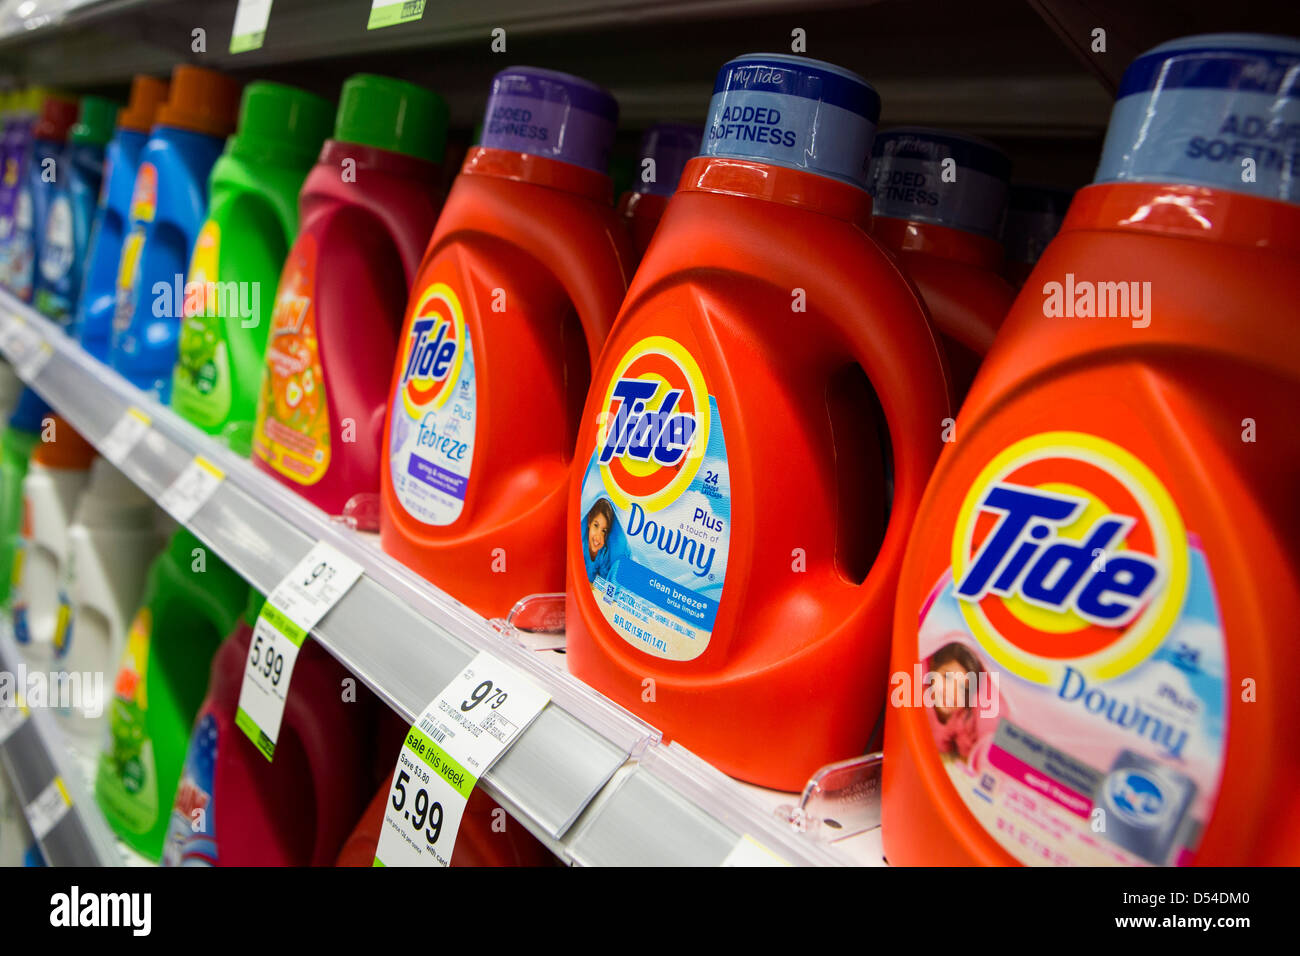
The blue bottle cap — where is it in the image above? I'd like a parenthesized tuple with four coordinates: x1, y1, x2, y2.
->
(701, 54, 880, 189)
(480, 66, 619, 174)
(1095, 33, 1300, 203)
(634, 123, 703, 196)
(868, 127, 1012, 237)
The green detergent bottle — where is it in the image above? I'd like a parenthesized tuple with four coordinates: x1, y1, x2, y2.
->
(96, 527, 249, 861)
(170, 82, 333, 456)
(0, 392, 48, 606)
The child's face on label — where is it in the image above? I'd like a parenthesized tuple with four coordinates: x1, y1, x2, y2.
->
(934, 660, 972, 721)
(589, 513, 609, 556)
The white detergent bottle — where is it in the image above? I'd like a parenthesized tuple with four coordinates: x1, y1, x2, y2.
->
(11, 415, 96, 671)
(55, 456, 166, 767)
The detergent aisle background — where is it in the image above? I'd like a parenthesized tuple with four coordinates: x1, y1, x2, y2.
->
(73, 75, 169, 361)
(884, 33, 1300, 867)
(380, 66, 632, 619)
(565, 53, 951, 792)
(252, 74, 446, 528)
(171, 82, 332, 455)
(110, 66, 239, 400)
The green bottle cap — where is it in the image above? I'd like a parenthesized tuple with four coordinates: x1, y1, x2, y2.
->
(333, 74, 447, 163)
(69, 95, 119, 146)
(229, 81, 334, 166)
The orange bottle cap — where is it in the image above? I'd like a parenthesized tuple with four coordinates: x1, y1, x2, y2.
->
(32, 416, 97, 470)
(154, 66, 240, 139)
(118, 75, 170, 134)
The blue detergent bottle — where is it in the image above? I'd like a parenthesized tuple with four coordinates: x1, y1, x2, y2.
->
(6, 93, 78, 304)
(72, 76, 169, 361)
(33, 96, 118, 325)
(110, 66, 239, 399)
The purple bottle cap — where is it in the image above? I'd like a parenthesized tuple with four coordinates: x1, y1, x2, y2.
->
(480, 66, 619, 175)
(634, 123, 704, 196)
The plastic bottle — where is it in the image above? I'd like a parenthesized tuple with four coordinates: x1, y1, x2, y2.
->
(54, 457, 165, 770)
(253, 74, 446, 529)
(171, 82, 333, 456)
(883, 34, 1300, 866)
(96, 527, 248, 861)
(6, 92, 78, 303)
(110, 66, 240, 400)
(565, 54, 952, 791)
(162, 589, 376, 866)
(32, 96, 117, 324)
(72, 75, 169, 362)
(617, 123, 702, 264)
(0, 390, 48, 606)
(869, 127, 1017, 403)
(380, 67, 630, 618)
(1001, 183, 1074, 288)
(10, 415, 96, 672)
(0, 88, 43, 291)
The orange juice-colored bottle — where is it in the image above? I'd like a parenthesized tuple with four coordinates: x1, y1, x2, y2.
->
(566, 54, 952, 791)
(868, 127, 1017, 403)
(884, 33, 1300, 866)
(380, 67, 631, 618)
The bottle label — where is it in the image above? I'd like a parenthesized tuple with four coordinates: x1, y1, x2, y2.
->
(868, 132, 1010, 237)
(98, 606, 158, 835)
(112, 163, 158, 337)
(9, 187, 35, 300)
(914, 431, 1226, 866)
(162, 711, 218, 867)
(387, 272, 477, 526)
(253, 234, 331, 486)
(578, 335, 731, 662)
(173, 221, 232, 429)
(1096, 42, 1300, 200)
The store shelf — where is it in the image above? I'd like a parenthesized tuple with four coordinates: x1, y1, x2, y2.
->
(0, 623, 121, 866)
(0, 290, 865, 866)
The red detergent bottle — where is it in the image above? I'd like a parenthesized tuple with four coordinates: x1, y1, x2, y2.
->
(617, 123, 702, 265)
(883, 33, 1300, 866)
(380, 67, 631, 619)
(252, 75, 446, 528)
(869, 127, 1017, 403)
(566, 54, 952, 791)
(161, 590, 375, 866)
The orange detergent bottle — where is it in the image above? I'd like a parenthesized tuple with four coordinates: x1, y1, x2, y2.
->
(616, 123, 702, 265)
(883, 33, 1300, 866)
(566, 54, 952, 791)
(380, 67, 630, 618)
(252, 75, 446, 528)
(868, 128, 1017, 403)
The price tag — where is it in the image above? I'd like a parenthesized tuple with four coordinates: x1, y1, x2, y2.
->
(0, 695, 29, 746)
(374, 651, 550, 867)
(721, 834, 790, 867)
(235, 542, 363, 760)
(368, 0, 426, 30)
(25, 776, 72, 841)
(156, 455, 224, 524)
(230, 0, 272, 53)
(99, 408, 151, 465)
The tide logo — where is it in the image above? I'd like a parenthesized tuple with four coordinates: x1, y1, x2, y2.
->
(951, 432, 1188, 685)
(596, 336, 709, 512)
(399, 282, 466, 418)
(129, 163, 157, 223)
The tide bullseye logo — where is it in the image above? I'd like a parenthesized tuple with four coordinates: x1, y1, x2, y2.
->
(596, 336, 709, 512)
(950, 432, 1188, 686)
(399, 282, 465, 418)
